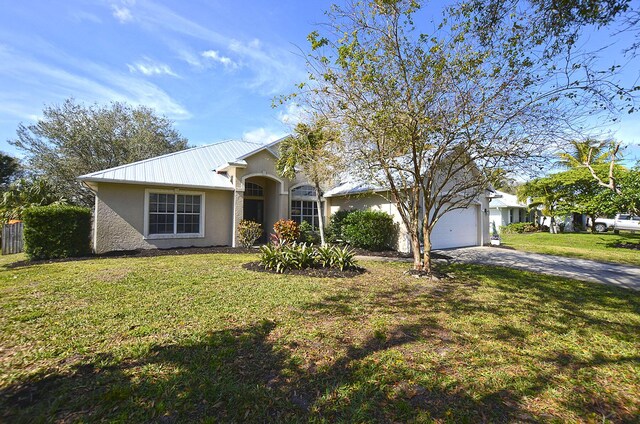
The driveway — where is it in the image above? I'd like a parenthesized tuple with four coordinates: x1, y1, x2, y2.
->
(434, 246, 640, 291)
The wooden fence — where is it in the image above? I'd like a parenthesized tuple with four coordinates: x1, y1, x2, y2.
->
(2, 222, 24, 255)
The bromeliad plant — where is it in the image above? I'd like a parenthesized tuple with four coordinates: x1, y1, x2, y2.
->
(259, 242, 357, 274)
(259, 219, 358, 273)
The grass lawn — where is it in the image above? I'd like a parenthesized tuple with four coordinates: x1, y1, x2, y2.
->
(0, 252, 638, 423)
(501, 231, 640, 267)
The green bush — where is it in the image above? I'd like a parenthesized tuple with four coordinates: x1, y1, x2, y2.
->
(326, 209, 354, 243)
(501, 222, 536, 234)
(273, 219, 300, 244)
(259, 243, 357, 273)
(298, 220, 320, 244)
(237, 220, 263, 247)
(342, 210, 397, 251)
(23, 205, 92, 260)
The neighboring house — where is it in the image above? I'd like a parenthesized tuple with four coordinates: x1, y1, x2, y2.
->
(489, 190, 534, 232)
(78, 138, 491, 253)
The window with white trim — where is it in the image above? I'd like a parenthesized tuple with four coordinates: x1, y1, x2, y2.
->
(147, 191, 204, 237)
(290, 185, 323, 229)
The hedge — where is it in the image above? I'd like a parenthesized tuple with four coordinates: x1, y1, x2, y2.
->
(23, 205, 92, 260)
(500, 222, 537, 234)
(326, 209, 354, 243)
(342, 210, 397, 251)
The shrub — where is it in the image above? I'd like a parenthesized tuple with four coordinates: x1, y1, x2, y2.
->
(500, 222, 535, 234)
(273, 219, 299, 244)
(237, 220, 263, 247)
(342, 210, 397, 251)
(22, 205, 92, 260)
(326, 209, 354, 243)
(298, 220, 320, 244)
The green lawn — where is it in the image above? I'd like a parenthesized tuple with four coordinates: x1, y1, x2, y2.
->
(501, 231, 640, 266)
(0, 252, 638, 423)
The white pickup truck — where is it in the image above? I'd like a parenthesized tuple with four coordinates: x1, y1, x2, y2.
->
(594, 214, 640, 233)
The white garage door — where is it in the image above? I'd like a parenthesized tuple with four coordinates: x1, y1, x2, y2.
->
(431, 207, 478, 249)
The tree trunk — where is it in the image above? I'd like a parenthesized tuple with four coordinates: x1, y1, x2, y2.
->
(410, 229, 422, 271)
(589, 214, 596, 233)
(422, 234, 433, 274)
(314, 182, 326, 246)
(550, 216, 558, 234)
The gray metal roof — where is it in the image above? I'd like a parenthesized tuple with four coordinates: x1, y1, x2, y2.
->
(78, 140, 265, 189)
(489, 190, 527, 208)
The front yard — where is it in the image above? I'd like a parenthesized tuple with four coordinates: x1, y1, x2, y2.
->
(501, 231, 640, 266)
(1, 252, 638, 422)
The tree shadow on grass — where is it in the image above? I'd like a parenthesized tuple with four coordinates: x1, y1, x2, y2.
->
(2, 264, 638, 423)
(1, 318, 531, 423)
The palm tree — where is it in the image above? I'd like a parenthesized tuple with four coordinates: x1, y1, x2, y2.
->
(557, 138, 623, 195)
(556, 139, 612, 169)
(276, 118, 341, 245)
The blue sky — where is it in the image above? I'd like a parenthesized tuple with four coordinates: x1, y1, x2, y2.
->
(0, 0, 638, 163)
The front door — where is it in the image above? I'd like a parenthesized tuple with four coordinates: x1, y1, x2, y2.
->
(243, 199, 265, 242)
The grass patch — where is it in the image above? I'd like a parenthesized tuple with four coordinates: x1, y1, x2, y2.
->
(501, 231, 640, 266)
(0, 252, 638, 422)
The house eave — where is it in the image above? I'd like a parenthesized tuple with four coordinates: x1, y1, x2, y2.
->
(76, 177, 234, 191)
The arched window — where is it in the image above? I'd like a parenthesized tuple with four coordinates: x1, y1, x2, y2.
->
(290, 185, 323, 229)
(245, 182, 264, 198)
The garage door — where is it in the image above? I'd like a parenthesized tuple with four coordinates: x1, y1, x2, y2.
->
(431, 206, 478, 249)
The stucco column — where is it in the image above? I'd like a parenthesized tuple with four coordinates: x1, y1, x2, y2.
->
(232, 190, 244, 247)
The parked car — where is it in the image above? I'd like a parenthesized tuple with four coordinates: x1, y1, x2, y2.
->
(593, 214, 640, 233)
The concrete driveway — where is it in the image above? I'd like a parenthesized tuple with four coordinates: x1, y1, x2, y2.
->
(433, 246, 640, 291)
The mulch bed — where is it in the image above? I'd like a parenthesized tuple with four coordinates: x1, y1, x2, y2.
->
(242, 261, 366, 278)
(613, 242, 640, 250)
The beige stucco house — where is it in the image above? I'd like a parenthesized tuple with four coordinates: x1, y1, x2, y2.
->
(78, 138, 491, 254)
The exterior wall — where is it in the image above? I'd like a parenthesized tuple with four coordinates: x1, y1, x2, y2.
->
(327, 192, 410, 252)
(231, 149, 326, 246)
(328, 191, 491, 252)
(93, 182, 233, 253)
(490, 207, 534, 233)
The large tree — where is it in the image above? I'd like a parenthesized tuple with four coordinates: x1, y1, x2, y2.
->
(0, 153, 21, 190)
(10, 99, 188, 207)
(290, 0, 628, 273)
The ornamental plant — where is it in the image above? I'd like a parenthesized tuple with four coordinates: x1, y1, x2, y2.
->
(258, 242, 357, 274)
(237, 219, 263, 247)
(273, 219, 300, 244)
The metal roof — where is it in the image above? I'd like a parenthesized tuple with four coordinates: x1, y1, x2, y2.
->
(78, 140, 264, 189)
(323, 178, 385, 197)
(489, 190, 527, 208)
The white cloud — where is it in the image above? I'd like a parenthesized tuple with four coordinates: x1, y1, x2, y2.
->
(69, 11, 102, 24)
(201, 50, 237, 69)
(127, 57, 178, 77)
(277, 103, 307, 126)
(242, 128, 287, 144)
(117, 1, 306, 94)
(0, 44, 190, 121)
(176, 48, 203, 68)
(112, 5, 133, 23)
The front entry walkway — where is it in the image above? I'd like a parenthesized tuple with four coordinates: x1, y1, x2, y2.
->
(436, 246, 640, 291)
